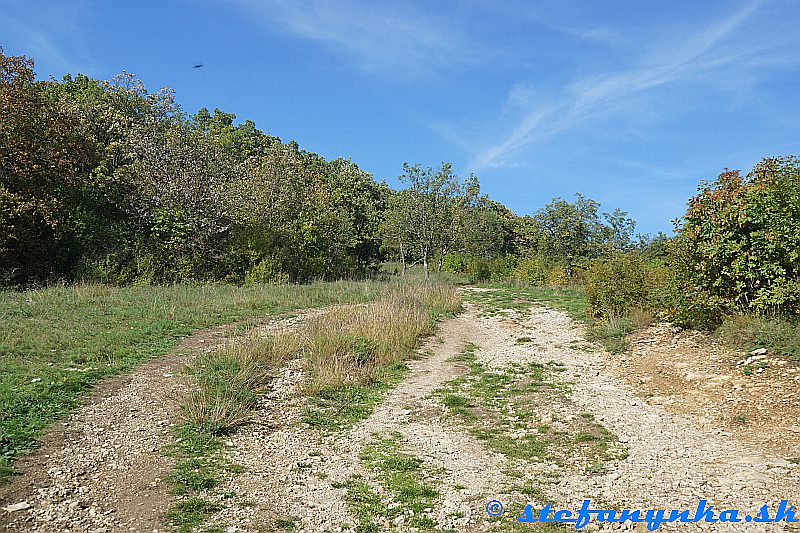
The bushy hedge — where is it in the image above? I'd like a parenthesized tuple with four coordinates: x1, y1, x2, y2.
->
(441, 254, 516, 284)
(671, 156, 800, 327)
(441, 253, 584, 287)
(585, 253, 670, 318)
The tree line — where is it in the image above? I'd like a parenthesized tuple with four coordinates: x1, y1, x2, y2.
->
(8, 48, 797, 328)
(1, 50, 642, 286)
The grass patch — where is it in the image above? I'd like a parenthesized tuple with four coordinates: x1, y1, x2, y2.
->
(343, 432, 447, 532)
(435, 344, 625, 483)
(166, 425, 226, 496)
(467, 286, 646, 354)
(465, 286, 588, 323)
(0, 281, 385, 480)
(183, 332, 303, 433)
(436, 346, 567, 462)
(164, 424, 249, 530)
(303, 361, 409, 430)
(274, 516, 300, 530)
(302, 282, 462, 430)
(586, 315, 634, 354)
(164, 497, 223, 532)
(717, 313, 800, 360)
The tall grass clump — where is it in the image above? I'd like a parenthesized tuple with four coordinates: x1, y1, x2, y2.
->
(304, 282, 461, 394)
(182, 333, 302, 433)
(177, 281, 460, 434)
(302, 282, 461, 429)
(717, 314, 800, 360)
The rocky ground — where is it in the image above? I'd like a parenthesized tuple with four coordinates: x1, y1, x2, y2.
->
(2, 289, 799, 532)
(611, 324, 800, 457)
(0, 313, 319, 533)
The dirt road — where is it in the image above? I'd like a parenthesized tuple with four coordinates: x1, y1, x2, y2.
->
(3, 291, 799, 532)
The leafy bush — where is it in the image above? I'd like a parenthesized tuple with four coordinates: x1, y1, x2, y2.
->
(441, 254, 517, 284)
(244, 257, 289, 285)
(489, 255, 518, 282)
(672, 156, 800, 325)
(444, 253, 580, 287)
(546, 265, 571, 287)
(466, 257, 493, 284)
(510, 256, 551, 285)
(585, 253, 649, 318)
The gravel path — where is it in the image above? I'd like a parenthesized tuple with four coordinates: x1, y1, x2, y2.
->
(0, 313, 321, 533)
(209, 305, 509, 532)
(0, 324, 236, 533)
(4, 293, 799, 532)
(520, 306, 800, 532)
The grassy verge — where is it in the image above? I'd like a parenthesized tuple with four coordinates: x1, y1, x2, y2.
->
(0, 280, 384, 481)
(302, 282, 462, 430)
(717, 314, 800, 360)
(164, 281, 461, 529)
(340, 432, 447, 533)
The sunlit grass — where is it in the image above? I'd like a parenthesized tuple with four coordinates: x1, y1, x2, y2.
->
(0, 281, 385, 480)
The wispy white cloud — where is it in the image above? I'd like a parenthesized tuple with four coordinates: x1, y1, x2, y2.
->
(225, 0, 485, 77)
(467, 0, 782, 170)
(0, 0, 91, 75)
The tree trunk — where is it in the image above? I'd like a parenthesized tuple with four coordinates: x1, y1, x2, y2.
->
(400, 241, 406, 276)
(422, 249, 429, 279)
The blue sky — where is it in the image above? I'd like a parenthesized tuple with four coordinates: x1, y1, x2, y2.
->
(2, 0, 799, 234)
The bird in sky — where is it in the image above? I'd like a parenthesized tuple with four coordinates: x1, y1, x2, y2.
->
(192, 62, 204, 69)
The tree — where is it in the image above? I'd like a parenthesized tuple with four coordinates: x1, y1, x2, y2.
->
(0, 50, 94, 282)
(528, 194, 637, 279)
(390, 162, 478, 278)
(533, 194, 605, 278)
(381, 189, 415, 275)
(464, 199, 517, 257)
(672, 157, 800, 323)
(602, 208, 636, 252)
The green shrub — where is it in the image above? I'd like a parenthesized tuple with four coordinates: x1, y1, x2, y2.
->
(467, 257, 493, 283)
(441, 254, 468, 274)
(510, 256, 551, 285)
(585, 253, 649, 318)
(244, 257, 289, 285)
(441, 254, 518, 284)
(489, 255, 518, 282)
(547, 265, 571, 287)
(672, 156, 800, 325)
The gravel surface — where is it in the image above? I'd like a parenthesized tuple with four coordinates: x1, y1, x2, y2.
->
(520, 306, 800, 532)
(0, 314, 319, 533)
(0, 323, 234, 533)
(4, 294, 799, 532)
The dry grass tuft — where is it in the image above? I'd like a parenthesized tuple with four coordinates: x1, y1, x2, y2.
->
(717, 313, 800, 358)
(183, 333, 301, 433)
(630, 307, 655, 330)
(303, 282, 461, 394)
(181, 281, 461, 434)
